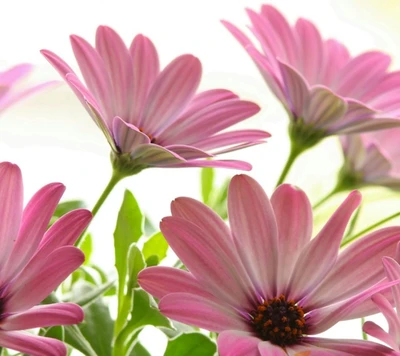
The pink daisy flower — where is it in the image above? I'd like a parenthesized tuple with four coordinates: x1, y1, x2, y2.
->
(0, 162, 91, 356)
(363, 254, 400, 352)
(0, 63, 55, 115)
(139, 174, 400, 355)
(339, 129, 400, 190)
(41, 26, 269, 175)
(223, 5, 400, 148)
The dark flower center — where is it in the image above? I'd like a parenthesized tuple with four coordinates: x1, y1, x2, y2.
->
(250, 294, 306, 346)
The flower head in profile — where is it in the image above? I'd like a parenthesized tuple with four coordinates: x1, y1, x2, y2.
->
(223, 5, 400, 149)
(0, 162, 92, 356)
(363, 252, 400, 351)
(339, 129, 400, 190)
(41, 26, 269, 176)
(139, 174, 400, 355)
(0, 63, 55, 115)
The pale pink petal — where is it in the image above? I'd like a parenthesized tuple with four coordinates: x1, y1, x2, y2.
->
(165, 145, 213, 160)
(159, 293, 248, 332)
(40, 50, 76, 78)
(270, 184, 313, 294)
(288, 191, 361, 301)
(294, 18, 324, 85)
(0, 163, 23, 267)
(5, 246, 84, 312)
(1, 183, 65, 284)
(228, 174, 278, 298)
(304, 86, 347, 129)
(278, 61, 309, 119)
(334, 117, 400, 135)
(0, 331, 66, 356)
(130, 144, 185, 166)
(217, 330, 261, 356)
(138, 266, 211, 299)
(112, 116, 150, 153)
(70, 34, 113, 118)
(167, 159, 252, 171)
(363, 321, 398, 351)
(221, 20, 254, 49)
(129, 34, 160, 127)
(363, 143, 392, 179)
(0, 64, 33, 84)
(141, 55, 201, 136)
(258, 342, 288, 355)
(302, 227, 400, 310)
(2, 303, 83, 330)
(383, 257, 400, 318)
(362, 71, 400, 104)
(96, 26, 133, 120)
(160, 216, 254, 308)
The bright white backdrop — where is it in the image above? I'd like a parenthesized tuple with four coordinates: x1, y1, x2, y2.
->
(1, 0, 400, 354)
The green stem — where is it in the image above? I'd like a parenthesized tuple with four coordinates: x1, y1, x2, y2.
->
(361, 317, 368, 340)
(275, 143, 305, 188)
(344, 204, 362, 240)
(341, 211, 400, 248)
(76, 170, 125, 246)
(313, 186, 342, 210)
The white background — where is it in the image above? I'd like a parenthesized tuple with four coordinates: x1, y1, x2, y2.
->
(1, 0, 400, 354)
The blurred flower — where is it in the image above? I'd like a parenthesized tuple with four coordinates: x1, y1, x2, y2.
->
(0, 64, 56, 115)
(363, 255, 400, 352)
(339, 129, 400, 190)
(41, 26, 269, 176)
(139, 175, 400, 355)
(223, 5, 400, 150)
(0, 162, 91, 356)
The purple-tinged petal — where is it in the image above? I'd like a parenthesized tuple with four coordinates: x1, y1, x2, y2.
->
(131, 144, 185, 166)
(0, 331, 66, 356)
(217, 330, 261, 356)
(363, 321, 398, 351)
(165, 145, 213, 160)
(383, 257, 400, 317)
(167, 159, 252, 171)
(160, 216, 253, 308)
(129, 34, 160, 127)
(258, 342, 287, 355)
(363, 143, 392, 179)
(112, 116, 150, 153)
(0, 163, 23, 269)
(228, 175, 278, 298)
(288, 191, 361, 302)
(5, 246, 84, 312)
(270, 184, 312, 295)
(1, 183, 65, 284)
(0, 64, 33, 84)
(302, 227, 400, 310)
(70, 34, 113, 118)
(138, 266, 211, 300)
(141, 55, 201, 136)
(159, 293, 248, 332)
(2, 303, 83, 331)
(96, 26, 133, 120)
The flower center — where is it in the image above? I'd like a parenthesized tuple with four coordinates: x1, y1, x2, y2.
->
(139, 127, 156, 143)
(250, 294, 306, 346)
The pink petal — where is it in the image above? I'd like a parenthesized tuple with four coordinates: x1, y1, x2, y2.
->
(159, 292, 248, 332)
(270, 184, 313, 294)
(5, 246, 84, 312)
(288, 191, 361, 302)
(228, 174, 278, 298)
(302, 226, 400, 310)
(95, 26, 133, 120)
(160, 216, 253, 308)
(363, 321, 398, 351)
(129, 34, 160, 127)
(383, 257, 400, 317)
(70, 34, 113, 118)
(40, 49, 76, 78)
(0, 163, 23, 268)
(167, 159, 252, 171)
(363, 143, 392, 179)
(0, 64, 33, 84)
(165, 145, 213, 160)
(258, 342, 288, 356)
(278, 61, 309, 119)
(112, 116, 150, 153)
(217, 330, 261, 356)
(0, 331, 66, 356)
(131, 144, 185, 166)
(1, 183, 65, 284)
(141, 55, 201, 137)
(2, 303, 83, 330)
(221, 20, 253, 49)
(138, 266, 211, 300)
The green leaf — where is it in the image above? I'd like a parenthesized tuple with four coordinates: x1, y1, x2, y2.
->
(201, 168, 214, 204)
(72, 279, 115, 308)
(42, 325, 64, 341)
(143, 232, 168, 266)
(128, 342, 151, 356)
(54, 200, 86, 218)
(64, 324, 97, 356)
(164, 333, 217, 356)
(80, 233, 93, 264)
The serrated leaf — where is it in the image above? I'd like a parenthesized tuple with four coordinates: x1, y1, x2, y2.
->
(164, 333, 217, 356)
(201, 168, 214, 204)
(143, 232, 168, 265)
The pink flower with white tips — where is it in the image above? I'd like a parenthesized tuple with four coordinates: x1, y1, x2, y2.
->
(363, 252, 400, 352)
(0, 162, 91, 356)
(139, 175, 400, 355)
(41, 26, 269, 176)
(223, 5, 400, 149)
(339, 129, 400, 190)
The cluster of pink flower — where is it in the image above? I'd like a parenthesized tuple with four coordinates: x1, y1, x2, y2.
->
(2, 4, 400, 356)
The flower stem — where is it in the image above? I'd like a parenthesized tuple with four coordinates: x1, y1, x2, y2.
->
(313, 186, 342, 210)
(361, 317, 368, 340)
(341, 211, 400, 248)
(76, 170, 125, 246)
(275, 142, 305, 188)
